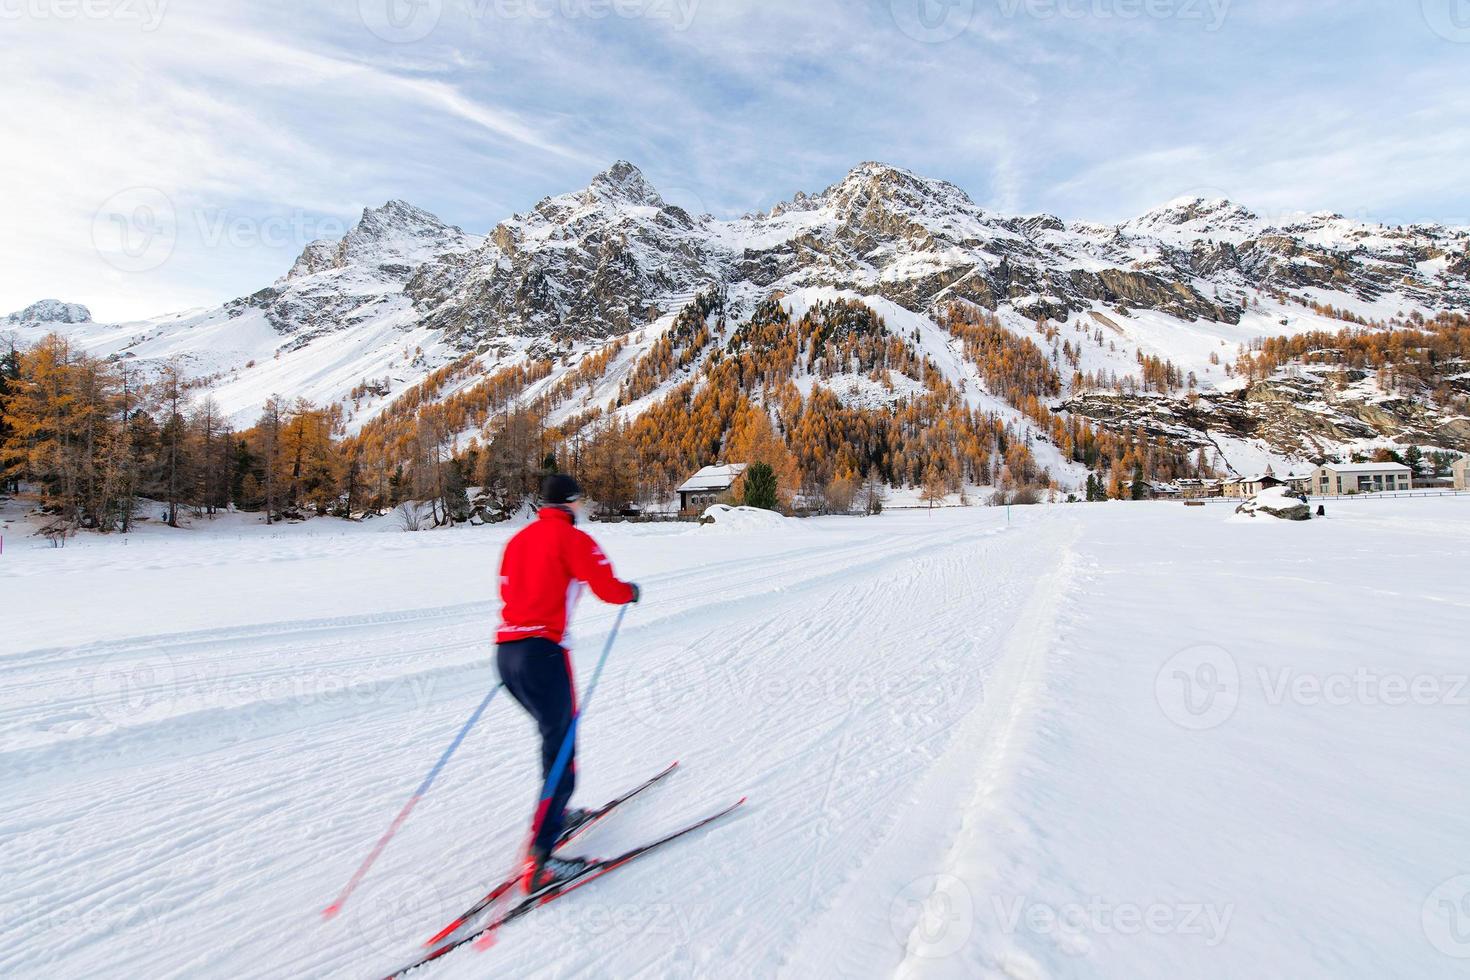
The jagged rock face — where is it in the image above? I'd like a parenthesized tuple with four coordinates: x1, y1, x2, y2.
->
(212, 161, 1463, 352)
(407, 161, 717, 343)
(4, 299, 92, 325)
(229, 201, 480, 336)
(1062, 364, 1470, 464)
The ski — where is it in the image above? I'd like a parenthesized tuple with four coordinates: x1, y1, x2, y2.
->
(384, 796, 745, 980)
(421, 761, 679, 948)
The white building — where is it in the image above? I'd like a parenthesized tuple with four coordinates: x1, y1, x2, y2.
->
(1454, 456, 1469, 490)
(677, 463, 748, 513)
(1311, 462, 1413, 495)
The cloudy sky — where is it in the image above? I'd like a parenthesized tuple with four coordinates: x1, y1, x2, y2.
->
(3, 0, 1468, 321)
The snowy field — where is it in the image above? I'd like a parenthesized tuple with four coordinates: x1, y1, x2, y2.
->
(3, 499, 1469, 979)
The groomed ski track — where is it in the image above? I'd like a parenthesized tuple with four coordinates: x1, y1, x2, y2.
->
(2, 509, 1075, 979)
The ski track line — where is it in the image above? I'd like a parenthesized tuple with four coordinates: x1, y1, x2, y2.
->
(766, 518, 1078, 980)
(893, 526, 1080, 980)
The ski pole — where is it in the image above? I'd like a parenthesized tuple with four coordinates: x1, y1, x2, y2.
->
(323, 680, 505, 920)
(471, 605, 630, 952)
(525, 604, 628, 852)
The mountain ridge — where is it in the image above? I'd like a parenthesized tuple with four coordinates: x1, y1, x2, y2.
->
(8, 160, 1469, 485)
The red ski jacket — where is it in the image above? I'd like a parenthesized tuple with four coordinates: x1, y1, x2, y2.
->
(496, 507, 635, 646)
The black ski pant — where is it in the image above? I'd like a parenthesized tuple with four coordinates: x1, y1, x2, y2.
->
(497, 637, 577, 858)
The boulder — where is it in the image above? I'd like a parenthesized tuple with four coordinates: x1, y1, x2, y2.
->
(1235, 486, 1311, 521)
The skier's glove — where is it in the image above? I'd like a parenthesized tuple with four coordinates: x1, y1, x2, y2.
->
(628, 583, 642, 604)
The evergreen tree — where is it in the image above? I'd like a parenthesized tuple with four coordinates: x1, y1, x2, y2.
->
(1403, 445, 1424, 478)
(0, 339, 18, 493)
(1130, 461, 1147, 500)
(742, 461, 778, 510)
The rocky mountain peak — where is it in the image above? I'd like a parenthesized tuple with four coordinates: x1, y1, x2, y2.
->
(1129, 196, 1260, 233)
(4, 298, 93, 325)
(587, 160, 665, 209)
(824, 161, 975, 212)
(286, 200, 473, 280)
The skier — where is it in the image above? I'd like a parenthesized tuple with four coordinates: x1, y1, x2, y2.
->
(497, 473, 640, 892)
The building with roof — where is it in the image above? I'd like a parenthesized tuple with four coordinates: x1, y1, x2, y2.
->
(1174, 478, 1223, 499)
(1311, 462, 1413, 495)
(1453, 456, 1469, 490)
(676, 463, 747, 514)
(1222, 466, 1292, 498)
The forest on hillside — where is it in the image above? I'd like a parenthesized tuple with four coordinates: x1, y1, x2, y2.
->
(6, 302, 1459, 536)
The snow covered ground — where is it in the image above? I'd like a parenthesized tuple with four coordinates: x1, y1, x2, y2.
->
(3, 499, 1469, 979)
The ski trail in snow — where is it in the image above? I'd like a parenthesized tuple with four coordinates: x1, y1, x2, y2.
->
(5, 511, 1065, 980)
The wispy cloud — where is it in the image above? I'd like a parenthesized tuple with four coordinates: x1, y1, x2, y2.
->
(2, 0, 1467, 320)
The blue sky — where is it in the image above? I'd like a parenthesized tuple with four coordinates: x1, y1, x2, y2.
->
(2, 0, 1468, 320)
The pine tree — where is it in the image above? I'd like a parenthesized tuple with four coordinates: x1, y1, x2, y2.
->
(742, 461, 778, 511)
(0, 338, 19, 493)
(156, 365, 192, 527)
(1404, 445, 1424, 478)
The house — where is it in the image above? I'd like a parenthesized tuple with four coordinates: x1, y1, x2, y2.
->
(1453, 456, 1469, 490)
(1122, 480, 1183, 500)
(1175, 478, 1222, 499)
(1224, 466, 1287, 498)
(676, 463, 747, 514)
(1311, 462, 1413, 495)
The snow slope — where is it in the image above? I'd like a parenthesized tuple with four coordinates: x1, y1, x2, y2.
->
(4, 498, 1468, 978)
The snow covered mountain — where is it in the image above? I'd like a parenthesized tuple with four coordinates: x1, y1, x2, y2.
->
(4, 299, 93, 326)
(10, 161, 1469, 478)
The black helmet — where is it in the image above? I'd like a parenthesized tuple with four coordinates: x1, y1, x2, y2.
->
(541, 473, 583, 505)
